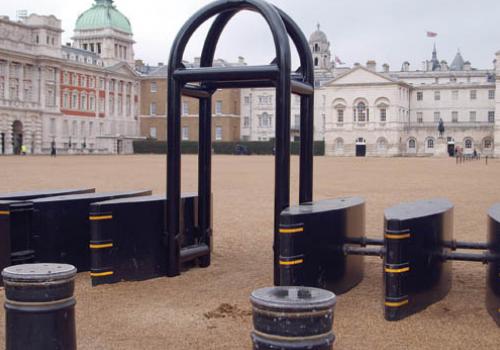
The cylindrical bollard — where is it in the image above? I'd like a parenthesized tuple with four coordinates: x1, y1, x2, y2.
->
(2, 263, 77, 350)
(250, 286, 336, 350)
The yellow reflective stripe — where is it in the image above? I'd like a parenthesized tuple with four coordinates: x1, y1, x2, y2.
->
(0, 210, 10, 215)
(89, 215, 112, 221)
(279, 259, 304, 266)
(385, 300, 409, 308)
(89, 243, 113, 249)
(385, 233, 410, 240)
(90, 271, 114, 277)
(385, 267, 410, 273)
(279, 227, 304, 234)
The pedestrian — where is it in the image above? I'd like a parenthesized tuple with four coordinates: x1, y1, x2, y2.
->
(21, 144, 27, 155)
(51, 140, 57, 157)
(473, 148, 477, 159)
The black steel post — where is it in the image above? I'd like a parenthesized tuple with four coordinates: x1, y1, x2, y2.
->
(3, 263, 77, 350)
(198, 96, 212, 267)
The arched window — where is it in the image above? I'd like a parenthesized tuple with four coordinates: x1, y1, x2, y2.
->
(337, 109, 344, 123)
(259, 112, 271, 128)
(464, 139, 473, 149)
(357, 102, 366, 122)
(314, 57, 319, 66)
(484, 138, 493, 149)
(377, 138, 387, 152)
(409, 139, 416, 149)
(81, 93, 87, 111)
(427, 139, 434, 149)
(314, 44, 319, 52)
(335, 138, 344, 150)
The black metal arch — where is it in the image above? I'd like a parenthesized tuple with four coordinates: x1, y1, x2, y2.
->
(166, 0, 315, 283)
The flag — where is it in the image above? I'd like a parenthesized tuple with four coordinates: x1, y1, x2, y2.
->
(427, 31, 438, 38)
(335, 56, 344, 65)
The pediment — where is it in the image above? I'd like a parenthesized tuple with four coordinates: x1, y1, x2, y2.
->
(325, 67, 398, 86)
(106, 62, 139, 77)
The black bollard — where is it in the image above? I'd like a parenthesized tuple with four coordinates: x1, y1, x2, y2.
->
(3, 263, 77, 350)
(250, 286, 336, 350)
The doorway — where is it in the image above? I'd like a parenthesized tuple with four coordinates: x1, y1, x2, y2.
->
(1, 133, 4, 154)
(356, 138, 366, 157)
(447, 142, 455, 157)
(12, 120, 23, 155)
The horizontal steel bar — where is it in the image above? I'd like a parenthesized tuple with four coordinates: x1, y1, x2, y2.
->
(347, 237, 384, 247)
(173, 65, 280, 83)
(439, 251, 498, 264)
(343, 245, 385, 258)
(291, 80, 313, 96)
(180, 244, 210, 263)
(206, 80, 276, 90)
(181, 84, 212, 98)
(443, 240, 489, 251)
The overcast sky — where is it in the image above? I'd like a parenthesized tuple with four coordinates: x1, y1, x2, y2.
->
(3, 0, 500, 71)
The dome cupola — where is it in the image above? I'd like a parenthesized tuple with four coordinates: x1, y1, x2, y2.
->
(75, 0, 132, 34)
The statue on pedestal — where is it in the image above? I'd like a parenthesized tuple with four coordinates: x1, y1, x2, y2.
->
(438, 118, 445, 138)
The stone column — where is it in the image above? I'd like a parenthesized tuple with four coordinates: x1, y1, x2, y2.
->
(494, 51, 500, 158)
(34, 116, 43, 154)
(19, 64, 25, 102)
(39, 65, 46, 109)
(5, 60, 10, 100)
(5, 115, 13, 154)
(55, 67, 61, 109)
(24, 117, 33, 154)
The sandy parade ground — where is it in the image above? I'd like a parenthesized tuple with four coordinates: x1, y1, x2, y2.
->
(0, 154, 500, 349)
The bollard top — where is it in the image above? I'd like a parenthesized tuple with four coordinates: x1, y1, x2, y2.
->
(251, 286, 336, 311)
(2, 263, 77, 282)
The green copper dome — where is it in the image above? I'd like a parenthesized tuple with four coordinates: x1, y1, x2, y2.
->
(75, 0, 132, 34)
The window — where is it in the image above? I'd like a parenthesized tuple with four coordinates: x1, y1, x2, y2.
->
(434, 112, 440, 122)
(243, 117, 250, 128)
(244, 96, 250, 104)
(182, 101, 189, 115)
(150, 127, 157, 139)
(258, 95, 272, 105)
(427, 139, 434, 149)
(150, 102, 157, 116)
(417, 92, 423, 101)
(356, 102, 367, 122)
(452, 111, 458, 123)
(89, 122, 93, 136)
(380, 108, 387, 122)
(470, 90, 477, 100)
(182, 127, 189, 141)
(489, 90, 495, 100)
(417, 112, 423, 124)
(81, 93, 87, 111)
(109, 96, 114, 115)
(99, 78, 105, 90)
(63, 120, 69, 136)
(452, 90, 458, 100)
(50, 118, 56, 135)
(484, 139, 492, 149)
(409, 139, 416, 149)
(464, 139, 472, 149)
(337, 109, 344, 123)
(99, 97, 105, 113)
(63, 92, 69, 109)
(294, 114, 300, 129)
(259, 112, 271, 127)
(63, 72, 69, 85)
(469, 111, 476, 122)
(89, 95, 95, 112)
(72, 74, 78, 86)
(215, 100, 223, 115)
(434, 91, 440, 101)
(81, 76, 87, 88)
(489, 111, 495, 123)
(215, 126, 223, 141)
(71, 92, 78, 109)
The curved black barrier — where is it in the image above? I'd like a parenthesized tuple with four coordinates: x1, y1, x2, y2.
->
(384, 199, 453, 321)
(30, 190, 152, 271)
(167, 0, 315, 283)
(279, 197, 365, 294)
(487, 204, 500, 326)
(89, 193, 204, 286)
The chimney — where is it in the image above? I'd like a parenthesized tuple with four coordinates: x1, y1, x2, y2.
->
(353, 62, 361, 68)
(158, 62, 164, 66)
(440, 60, 448, 71)
(66, 42, 71, 47)
(366, 60, 376, 71)
(402, 61, 410, 72)
(135, 59, 144, 67)
(463, 61, 472, 71)
(238, 56, 245, 65)
(382, 63, 389, 73)
(194, 57, 201, 65)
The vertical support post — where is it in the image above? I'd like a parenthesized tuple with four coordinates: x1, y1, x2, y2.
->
(384, 226, 410, 321)
(166, 78, 182, 277)
(299, 94, 314, 204)
(273, 65, 291, 285)
(198, 94, 212, 267)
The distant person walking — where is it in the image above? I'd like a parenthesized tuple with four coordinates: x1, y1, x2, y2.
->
(473, 148, 477, 159)
(21, 144, 27, 155)
(51, 140, 57, 157)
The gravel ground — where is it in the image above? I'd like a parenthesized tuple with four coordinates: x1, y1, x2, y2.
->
(0, 154, 499, 349)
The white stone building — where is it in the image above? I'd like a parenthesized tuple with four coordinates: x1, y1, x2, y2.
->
(0, 0, 140, 155)
(242, 26, 500, 157)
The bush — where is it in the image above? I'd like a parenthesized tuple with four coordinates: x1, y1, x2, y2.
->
(133, 140, 325, 156)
